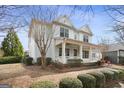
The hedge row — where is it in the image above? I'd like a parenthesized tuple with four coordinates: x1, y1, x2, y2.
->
(88, 71, 105, 88)
(77, 74, 96, 88)
(59, 77, 83, 88)
(30, 81, 57, 88)
(30, 68, 124, 88)
(0, 56, 22, 64)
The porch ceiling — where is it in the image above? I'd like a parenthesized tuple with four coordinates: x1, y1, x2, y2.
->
(54, 38, 100, 48)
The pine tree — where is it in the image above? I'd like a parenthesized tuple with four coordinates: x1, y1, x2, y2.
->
(1, 28, 24, 57)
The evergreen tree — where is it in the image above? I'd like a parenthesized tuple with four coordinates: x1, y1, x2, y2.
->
(1, 28, 24, 56)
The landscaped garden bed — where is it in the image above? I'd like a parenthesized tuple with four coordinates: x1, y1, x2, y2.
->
(30, 68, 124, 88)
(0, 63, 124, 88)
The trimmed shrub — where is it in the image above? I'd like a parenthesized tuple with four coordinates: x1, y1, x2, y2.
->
(30, 81, 57, 88)
(52, 61, 64, 69)
(46, 57, 52, 65)
(23, 56, 33, 66)
(97, 60, 102, 66)
(88, 71, 105, 88)
(82, 62, 98, 66)
(37, 57, 53, 66)
(59, 77, 83, 88)
(104, 56, 110, 61)
(109, 69, 120, 81)
(77, 74, 96, 88)
(101, 70, 114, 82)
(67, 59, 82, 67)
(0, 56, 22, 64)
(118, 69, 124, 80)
(37, 57, 41, 65)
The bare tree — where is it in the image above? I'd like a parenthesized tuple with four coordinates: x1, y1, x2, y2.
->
(29, 6, 59, 68)
(112, 23, 124, 44)
(104, 6, 124, 44)
(0, 5, 27, 32)
(97, 37, 112, 58)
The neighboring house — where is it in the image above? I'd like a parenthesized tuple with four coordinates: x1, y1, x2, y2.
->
(28, 15, 102, 64)
(104, 43, 124, 64)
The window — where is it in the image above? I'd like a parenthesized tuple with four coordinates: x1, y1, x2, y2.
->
(60, 27, 69, 38)
(120, 50, 124, 57)
(74, 49, 77, 56)
(59, 48, 62, 56)
(74, 34, 77, 40)
(92, 53, 96, 58)
(83, 35, 89, 42)
(66, 48, 70, 56)
(83, 50, 89, 58)
(60, 28, 64, 37)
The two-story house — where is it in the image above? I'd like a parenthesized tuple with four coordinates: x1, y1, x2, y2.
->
(29, 15, 102, 64)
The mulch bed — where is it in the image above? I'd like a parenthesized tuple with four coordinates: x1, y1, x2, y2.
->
(52, 65, 103, 73)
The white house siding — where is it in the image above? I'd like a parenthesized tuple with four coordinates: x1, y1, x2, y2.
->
(34, 41, 41, 62)
(53, 24, 60, 38)
(46, 39, 56, 60)
(69, 29, 74, 39)
(79, 33, 83, 42)
(29, 37, 37, 63)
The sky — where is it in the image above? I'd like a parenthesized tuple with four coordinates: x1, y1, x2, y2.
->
(0, 5, 117, 51)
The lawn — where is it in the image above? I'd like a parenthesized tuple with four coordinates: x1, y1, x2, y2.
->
(0, 63, 124, 88)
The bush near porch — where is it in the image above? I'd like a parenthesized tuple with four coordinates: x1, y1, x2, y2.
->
(23, 56, 33, 66)
(0, 56, 22, 64)
(67, 59, 83, 67)
(37, 57, 53, 66)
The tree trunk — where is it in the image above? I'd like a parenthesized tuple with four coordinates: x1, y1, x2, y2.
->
(41, 53, 46, 69)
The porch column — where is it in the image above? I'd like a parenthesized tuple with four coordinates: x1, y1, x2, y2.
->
(89, 47, 92, 61)
(79, 45, 83, 59)
(62, 41, 66, 64)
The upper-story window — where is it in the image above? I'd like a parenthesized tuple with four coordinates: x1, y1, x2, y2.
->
(74, 34, 77, 40)
(60, 27, 69, 38)
(83, 35, 89, 42)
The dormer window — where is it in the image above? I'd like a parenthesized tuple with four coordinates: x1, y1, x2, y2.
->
(83, 35, 89, 42)
(60, 27, 69, 38)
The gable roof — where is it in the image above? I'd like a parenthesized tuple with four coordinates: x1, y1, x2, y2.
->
(79, 25, 93, 35)
(29, 16, 93, 37)
(53, 15, 74, 28)
(53, 16, 93, 36)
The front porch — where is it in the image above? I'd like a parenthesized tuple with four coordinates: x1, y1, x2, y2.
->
(54, 38, 102, 64)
